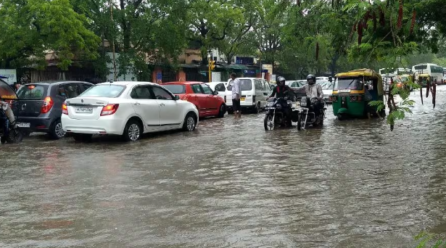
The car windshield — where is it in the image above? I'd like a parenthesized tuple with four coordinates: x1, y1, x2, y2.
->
(163, 85, 186, 94)
(227, 79, 253, 91)
(80, 84, 126, 98)
(17, 84, 46, 100)
(0, 79, 17, 100)
(334, 78, 364, 90)
(319, 81, 333, 90)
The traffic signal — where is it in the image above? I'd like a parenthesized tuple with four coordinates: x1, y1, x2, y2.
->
(209, 60, 215, 70)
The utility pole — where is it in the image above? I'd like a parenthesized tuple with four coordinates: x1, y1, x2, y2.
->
(110, 0, 117, 81)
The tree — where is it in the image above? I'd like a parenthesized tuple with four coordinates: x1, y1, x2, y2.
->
(0, 0, 100, 70)
(186, 0, 248, 64)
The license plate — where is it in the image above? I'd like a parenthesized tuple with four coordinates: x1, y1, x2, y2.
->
(17, 122, 30, 128)
(75, 107, 93, 113)
(240, 97, 245, 101)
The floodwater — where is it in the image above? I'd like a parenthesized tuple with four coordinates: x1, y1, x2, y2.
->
(1, 87, 446, 248)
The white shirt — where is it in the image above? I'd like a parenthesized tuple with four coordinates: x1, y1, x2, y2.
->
(304, 84, 323, 98)
(231, 78, 241, 99)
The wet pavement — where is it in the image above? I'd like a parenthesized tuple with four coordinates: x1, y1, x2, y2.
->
(1, 87, 446, 247)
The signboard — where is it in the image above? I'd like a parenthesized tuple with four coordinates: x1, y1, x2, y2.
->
(0, 69, 17, 85)
(262, 64, 273, 75)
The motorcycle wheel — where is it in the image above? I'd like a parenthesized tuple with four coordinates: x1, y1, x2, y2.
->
(264, 114, 274, 131)
(297, 114, 302, 131)
(7, 129, 23, 143)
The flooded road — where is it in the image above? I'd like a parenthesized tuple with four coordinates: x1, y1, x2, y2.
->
(2, 87, 446, 247)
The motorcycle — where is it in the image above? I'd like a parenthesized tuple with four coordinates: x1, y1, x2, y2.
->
(264, 97, 294, 130)
(0, 100, 24, 144)
(296, 96, 326, 131)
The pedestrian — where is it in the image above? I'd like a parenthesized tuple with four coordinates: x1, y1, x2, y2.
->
(13, 82, 21, 92)
(230, 73, 241, 119)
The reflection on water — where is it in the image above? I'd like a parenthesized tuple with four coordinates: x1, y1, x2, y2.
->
(1, 87, 446, 247)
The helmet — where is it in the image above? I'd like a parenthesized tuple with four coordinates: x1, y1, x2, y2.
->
(277, 76, 286, 83)
(277, 76, 286, 85)
(307, 74, 316, 85)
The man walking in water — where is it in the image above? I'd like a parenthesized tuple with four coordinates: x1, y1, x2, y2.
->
(230, 73, 242, 119)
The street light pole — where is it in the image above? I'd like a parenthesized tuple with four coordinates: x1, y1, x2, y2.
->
(208, 49, 212, 82)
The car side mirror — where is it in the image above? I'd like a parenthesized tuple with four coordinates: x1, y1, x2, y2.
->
(174, 95, 180, 100)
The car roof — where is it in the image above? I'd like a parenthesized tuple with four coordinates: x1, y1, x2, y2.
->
(163, 81, 203, 85)
(96, 81, 156, 86)
(25, 81, 91, 85)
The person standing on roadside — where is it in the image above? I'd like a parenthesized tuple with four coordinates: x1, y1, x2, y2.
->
(230, 73, 242, 119)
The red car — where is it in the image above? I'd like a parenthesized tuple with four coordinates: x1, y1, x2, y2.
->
(163, 81, 226, 118)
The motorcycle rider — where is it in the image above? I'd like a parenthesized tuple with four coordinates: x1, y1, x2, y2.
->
(268, 76, 293, 126)
(268, 76, 292, 99)
(297, 74, 324, 115)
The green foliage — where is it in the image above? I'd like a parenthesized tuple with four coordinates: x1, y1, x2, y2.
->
(0, 0, 100, 70)
(415, 231, 446, 248)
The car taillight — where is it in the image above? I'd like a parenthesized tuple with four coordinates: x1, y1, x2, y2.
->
(41, 96, 54, 114)
(100, 104, 119, 116)
(62, 103, 68, 115)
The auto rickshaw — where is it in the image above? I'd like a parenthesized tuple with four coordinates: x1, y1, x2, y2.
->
(331, 68, 385, 120)
(415, 73, 432, 88)
(0, 77, 24, 144)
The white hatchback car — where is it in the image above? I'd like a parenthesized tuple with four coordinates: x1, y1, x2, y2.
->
(61, 81, 199, 142)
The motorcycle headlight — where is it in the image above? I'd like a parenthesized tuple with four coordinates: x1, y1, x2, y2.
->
(300, 97, 307, 107)
(1, 103, 8, 111)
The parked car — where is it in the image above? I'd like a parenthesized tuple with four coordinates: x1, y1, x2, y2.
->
(286, 80, 306, 101)
(61, 81, 199, 142)
(225, 77, 272, 113)
(206, 81, 228, 102)
(163, 81, 226, 118)
(13, 81, 93, 139)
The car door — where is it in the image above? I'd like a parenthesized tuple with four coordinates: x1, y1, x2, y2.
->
(150, 85, 182, 130)
(215, 83, 227, 102)
(200, 83, 219, 115)
(190, 84, 207, 116)
(130, 85, 160, 132)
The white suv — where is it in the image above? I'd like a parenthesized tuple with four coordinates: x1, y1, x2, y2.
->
(61, 81, 199, 142)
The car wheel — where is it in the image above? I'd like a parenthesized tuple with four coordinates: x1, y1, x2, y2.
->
(49, 119, 66, 140)
(122, 120, 142, 142)
(217, 104, 226, 118)
(183, 112, 197, 131)
(73, 134, 93, 142)
(255, 102, 261, 114)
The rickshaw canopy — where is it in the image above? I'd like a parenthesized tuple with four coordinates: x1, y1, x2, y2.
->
(0, 78, 18, 100)
(335, 68, 383, 96)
